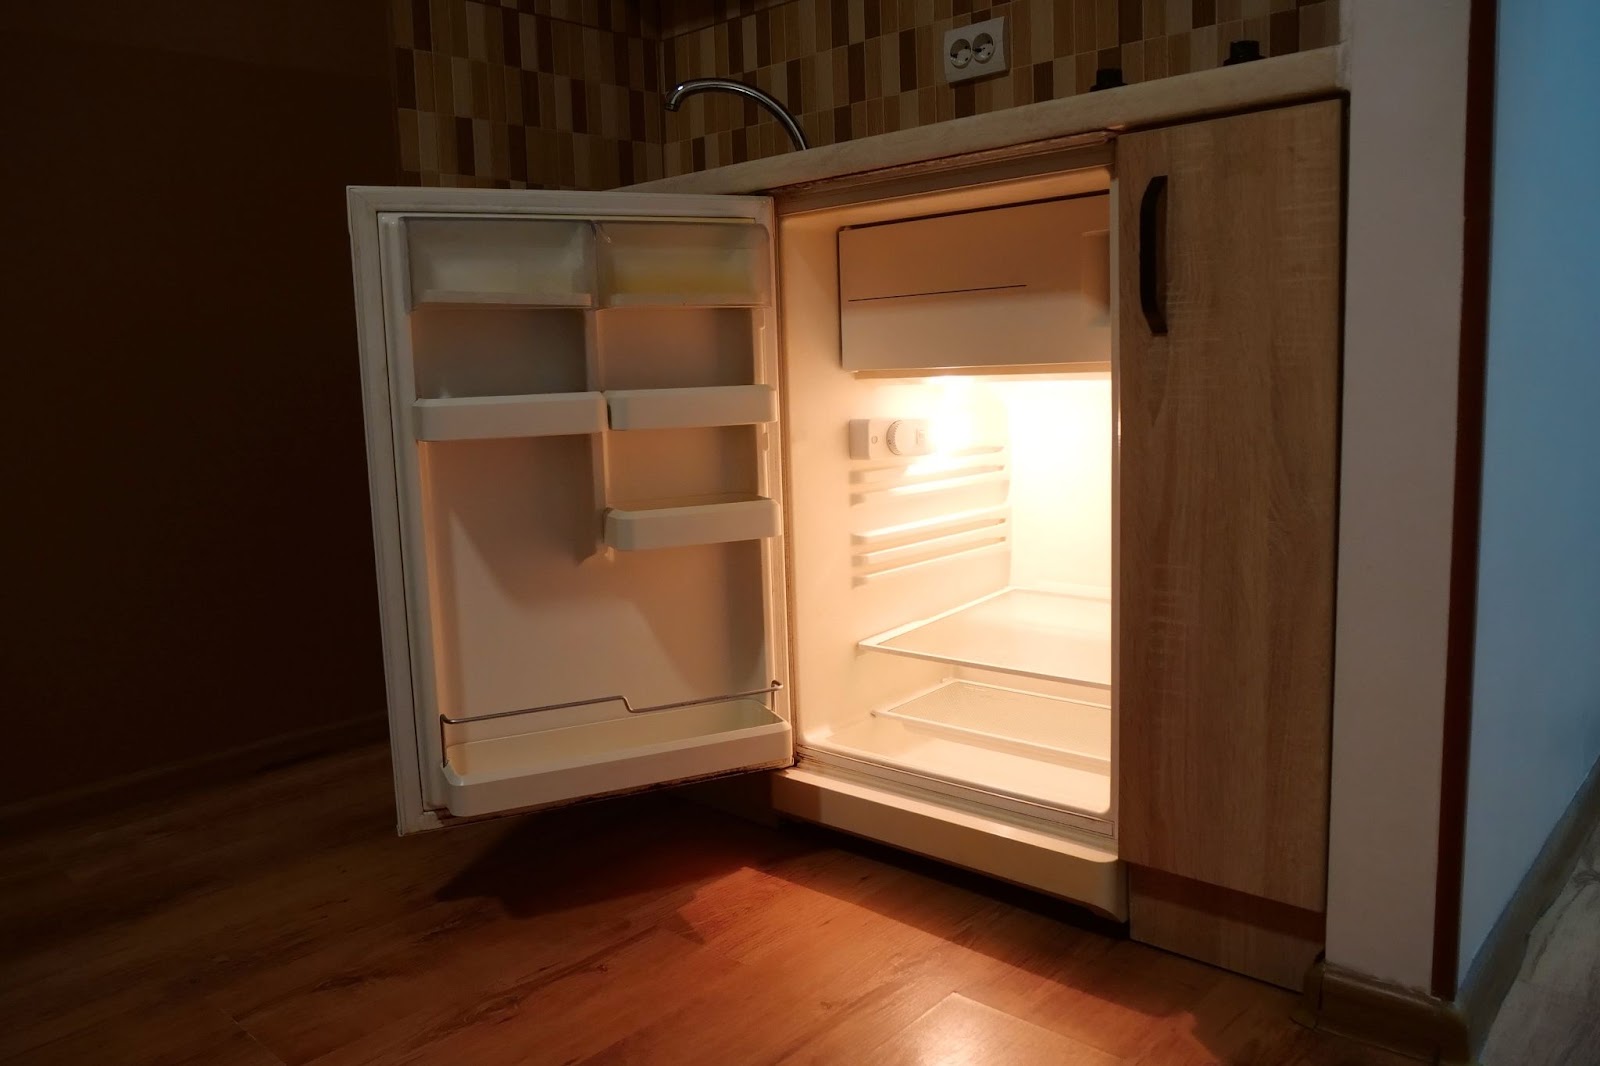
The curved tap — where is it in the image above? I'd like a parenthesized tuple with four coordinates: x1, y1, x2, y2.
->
(664, 79, 808, 152)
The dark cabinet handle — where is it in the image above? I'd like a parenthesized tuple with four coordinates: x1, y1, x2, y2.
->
(1138, 175, 1168, 336)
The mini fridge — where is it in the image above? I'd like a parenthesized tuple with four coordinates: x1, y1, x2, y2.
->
(349, 154, 1126, 918)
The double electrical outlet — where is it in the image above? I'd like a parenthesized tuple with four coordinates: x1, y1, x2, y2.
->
(943, 16, 1008, 85)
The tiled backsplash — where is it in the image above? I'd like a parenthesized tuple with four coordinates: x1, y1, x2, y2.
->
(392, 0, 665, 188)
(658, 0, 1340, 176)
(391, 0, 1341, 189)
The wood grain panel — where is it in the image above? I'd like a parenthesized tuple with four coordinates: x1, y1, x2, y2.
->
(1128, 865, 1326, 991)
(1115, 100, 1344, 911)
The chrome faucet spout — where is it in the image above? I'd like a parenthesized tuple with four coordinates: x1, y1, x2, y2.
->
(664, 78, 808, 152)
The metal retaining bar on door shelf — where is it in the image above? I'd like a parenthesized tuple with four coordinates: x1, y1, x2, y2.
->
(436, 682, 784, 765)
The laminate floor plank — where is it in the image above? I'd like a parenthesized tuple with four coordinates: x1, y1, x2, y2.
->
(0, 745, 1429, 1066)
(10, 995, 286, 1066)
(870, 992, 1124, 1065)
(967, 935, 1224, 1060)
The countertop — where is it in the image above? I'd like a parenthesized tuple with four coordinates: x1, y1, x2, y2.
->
(629, 46, 1344, 197)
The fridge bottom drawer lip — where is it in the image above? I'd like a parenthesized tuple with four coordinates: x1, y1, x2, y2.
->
(772, 765, 1125, 921)
(799, 743, 1113, 837)
(440, 711, 791, 817)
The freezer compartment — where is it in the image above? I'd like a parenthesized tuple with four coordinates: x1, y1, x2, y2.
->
(838, 196, 1110, 371)
(442, 697, 791, 817)
(406, 217, 594, 308)
(605, 494, 780, 551)
(413, 392, 606, 441)
(598, 221, 771, 307)
(773, 766, 1125, 919)
(859, 588, 1111, 688)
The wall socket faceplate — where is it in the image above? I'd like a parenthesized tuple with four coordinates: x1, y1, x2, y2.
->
(943, 16, 1007, 84)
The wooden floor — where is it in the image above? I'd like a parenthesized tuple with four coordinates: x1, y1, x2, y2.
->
(0, 746, 1412, 1066)
(1481, 816, 1600, 1065)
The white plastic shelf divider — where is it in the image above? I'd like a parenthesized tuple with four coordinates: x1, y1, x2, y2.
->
(413, 392, 607, 441)
(604, 494, 780, 551)
(599, 293, 766, 309)
(442, 697, 790, 817)
(606, 385, 776, 430)
(858, 587, 1111, 687)
(413, 290, 594, 309)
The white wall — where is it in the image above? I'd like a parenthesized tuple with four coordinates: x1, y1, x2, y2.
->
(1456, 0, 1600, 981)
(1324, 1, 1471, 991)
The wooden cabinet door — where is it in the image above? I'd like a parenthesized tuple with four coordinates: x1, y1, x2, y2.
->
(1116, 100, 1343, 911)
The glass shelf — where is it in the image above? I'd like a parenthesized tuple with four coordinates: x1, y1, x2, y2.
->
(858, 587, 1110, 688)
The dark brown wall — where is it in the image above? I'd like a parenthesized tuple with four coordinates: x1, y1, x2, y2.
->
(1, 3, 398, 806)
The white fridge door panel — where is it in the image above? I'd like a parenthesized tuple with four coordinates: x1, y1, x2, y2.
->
(348, 187, 790, 831)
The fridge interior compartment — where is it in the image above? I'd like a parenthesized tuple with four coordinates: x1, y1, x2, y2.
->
(605, 425, 761, 506)
(441, 694, 791, 817)
(411, 308, 588, 399)
(858, 587, 1111, 687)
(413, 392, 607, 441)
(607, 385, 776, 431)
(597, 220, 771, 307)
(406, 217, 594, 307)
(605, 493, 780, 551)
(596, 307, 758, 390)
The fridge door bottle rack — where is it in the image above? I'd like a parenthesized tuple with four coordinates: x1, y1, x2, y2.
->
(359, 191, 791, 825)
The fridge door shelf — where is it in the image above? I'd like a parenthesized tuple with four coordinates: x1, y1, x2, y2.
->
(413, 290, 595, 309)
(606, 385, 777, 430)
(412, 392, 607, 441)
(599, 293, 768, 309)
(597, 220, 772, 308)
(604, 494, 780, 551)
(405, 217, 595, 309)
(440, 693, 790, 817)
(858, 587, 1111, 687)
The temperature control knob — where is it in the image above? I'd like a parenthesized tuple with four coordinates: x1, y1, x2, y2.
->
(885, 419, 933, 456)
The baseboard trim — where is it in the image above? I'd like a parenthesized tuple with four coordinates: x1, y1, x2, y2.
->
(1299, 962, 1470, 1063)
(0, 714, 388, 831)
(1301, 752, 1600, 1064)
(1456, 751, 1600, 1054)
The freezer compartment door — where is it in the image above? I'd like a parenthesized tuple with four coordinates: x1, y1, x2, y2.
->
(348, 187, 790, 830)
(838, 196, 1111, 371)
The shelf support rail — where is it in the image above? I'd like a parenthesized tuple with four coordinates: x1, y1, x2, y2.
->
(437, 681, 784, 764)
